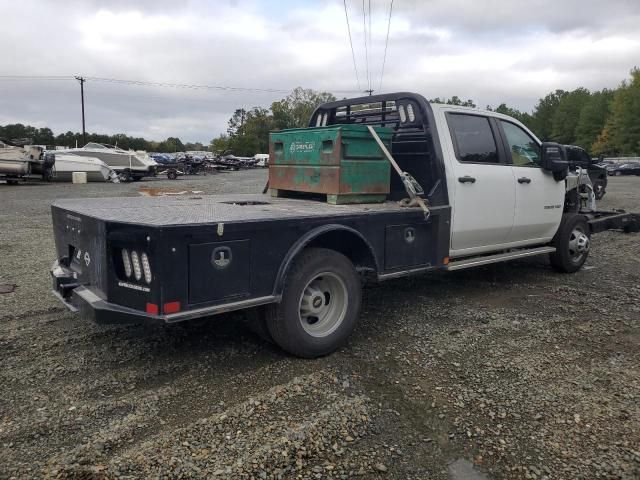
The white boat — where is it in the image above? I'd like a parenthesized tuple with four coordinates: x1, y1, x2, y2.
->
(0, 141, 31, 175)
(65, 143, 157, 181)
(1, 141, 55, 183)
(50, 152, 119, 182)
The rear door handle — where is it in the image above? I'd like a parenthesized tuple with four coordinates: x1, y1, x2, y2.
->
(458, 176, 476, 184)
(518, 177, 531, 184)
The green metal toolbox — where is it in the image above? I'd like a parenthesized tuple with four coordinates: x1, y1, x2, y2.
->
(268, 124, 393, 204)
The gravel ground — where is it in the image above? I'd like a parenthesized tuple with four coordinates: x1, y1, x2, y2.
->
(0, 171, 638, 479)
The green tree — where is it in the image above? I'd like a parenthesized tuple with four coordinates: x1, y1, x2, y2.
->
(32, 127, 54, 146)
(213, 88, 336, 156)
(430, 96, 476, 108)
(549, 88, 592, 145)
(227, 108, 248, 136)
(156, 137, 185, 153)
(594, 68, 640, 155)
(530, 89, 568, 141)
(491, 103, 534, 129)
(573, 89, 614, 152)
(0, 123, 31, 142)
(210, 134, 231, 155)
(184, 142, 206, 151)
(270, 87, 337, 129)
(224, 108, 272, 156)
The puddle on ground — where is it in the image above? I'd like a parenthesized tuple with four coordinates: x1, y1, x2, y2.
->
(0, 284, 17, 294)
(448, 459, 490, 480)
(138, 187, 204, 197)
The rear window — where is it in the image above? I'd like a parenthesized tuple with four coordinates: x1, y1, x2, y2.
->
(447, 114, 499, 164)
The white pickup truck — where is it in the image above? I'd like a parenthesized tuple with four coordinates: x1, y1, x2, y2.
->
(50, 92, 639, 358)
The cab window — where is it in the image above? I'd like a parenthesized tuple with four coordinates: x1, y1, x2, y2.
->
(500, 121, 540, 167)
(447, 114, 499, 164)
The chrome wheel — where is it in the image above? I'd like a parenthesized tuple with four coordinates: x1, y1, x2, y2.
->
(568, 226, 589, 264)
(298, 272, 348, 338)
(594, 183, 604, 199)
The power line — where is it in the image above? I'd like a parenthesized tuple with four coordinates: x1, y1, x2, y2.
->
(379, 0, 394, 92)
(0, 74, 361, 95)
(0, 75, 74, 81)
(343, 0, 361, 92)
(85, 77, 291, 94)
(362, 0, 370, 94)
(368, 0, 372, 93)
(86, 77, 361, 95)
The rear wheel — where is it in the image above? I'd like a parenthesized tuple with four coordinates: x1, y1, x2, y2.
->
(266, 248, 361, 358)
(549, 214, 591, 273)
(592, 180, 606, 200)
(167, 169, 178, 180)
(118, 170, 132, 182)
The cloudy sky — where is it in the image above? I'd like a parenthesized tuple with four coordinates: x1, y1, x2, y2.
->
(1, 0, 639, 143)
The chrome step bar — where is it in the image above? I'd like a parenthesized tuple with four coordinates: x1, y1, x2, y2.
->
(446, 246, 556, 271)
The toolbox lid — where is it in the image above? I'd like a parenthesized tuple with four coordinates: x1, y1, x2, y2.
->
(270, 124, 393, 166)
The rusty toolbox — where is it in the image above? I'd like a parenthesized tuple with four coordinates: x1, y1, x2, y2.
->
(268, 125, 393, 204)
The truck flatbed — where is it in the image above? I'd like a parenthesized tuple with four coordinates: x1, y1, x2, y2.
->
(52, 193, 410, 226)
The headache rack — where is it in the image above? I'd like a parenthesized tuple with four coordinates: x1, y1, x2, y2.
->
(310, 93, 449, 206)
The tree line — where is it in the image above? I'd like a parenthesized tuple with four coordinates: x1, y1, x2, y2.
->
(2, 69, 638, 156)
(0, 124, 207, 153)
(484, 68, 640, 155)
(210, 87, 337, 156)
(211, 69, 640, 157)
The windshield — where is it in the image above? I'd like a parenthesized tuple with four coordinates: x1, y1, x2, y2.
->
(84, 142, 109, 149)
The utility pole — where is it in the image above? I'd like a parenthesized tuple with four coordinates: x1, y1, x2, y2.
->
(364, 89, 374, 96)
(75, 76, 86, 145)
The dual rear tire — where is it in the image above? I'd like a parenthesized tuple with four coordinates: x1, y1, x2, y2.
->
(248, 248, 362, 359)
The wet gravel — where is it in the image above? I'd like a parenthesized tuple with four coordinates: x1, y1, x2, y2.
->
(0, 171, 638, 479)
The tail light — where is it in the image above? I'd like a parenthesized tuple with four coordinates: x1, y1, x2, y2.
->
(121, 249, 132, 278)
(131, 251, 142, 281)
(120, 248, 152, 284)
(141, 253, 152, 283)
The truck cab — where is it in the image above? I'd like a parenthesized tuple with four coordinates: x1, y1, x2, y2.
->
(310, 94, 566, 260)
(432, 104, 565, 257)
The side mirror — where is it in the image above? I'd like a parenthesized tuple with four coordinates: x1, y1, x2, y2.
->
(540, 142, 568, 180)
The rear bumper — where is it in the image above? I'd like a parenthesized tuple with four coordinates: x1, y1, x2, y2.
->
(51, 260, 163, 324)
(51, 260, 277, 325)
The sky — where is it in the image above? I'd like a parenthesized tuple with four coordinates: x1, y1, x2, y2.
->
(1, 0, 639, 143)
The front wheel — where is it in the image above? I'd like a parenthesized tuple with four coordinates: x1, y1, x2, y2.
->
(266, 248, 361, 358)
(549, 214, 591, 273)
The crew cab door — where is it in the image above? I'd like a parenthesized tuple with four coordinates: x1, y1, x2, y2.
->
(443, 112, 515, 255)
(496, 120, 564, 243)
